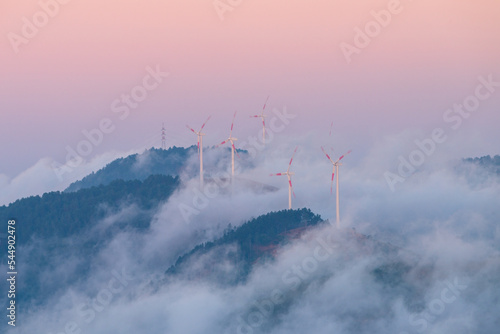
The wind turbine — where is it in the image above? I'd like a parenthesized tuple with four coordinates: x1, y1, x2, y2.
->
(186, 116, 211, 189)
(270, 147, 298, 210)
(218, 111, 240, 179)
(250, 96, 269, 144)
(321, 147, 351, 227)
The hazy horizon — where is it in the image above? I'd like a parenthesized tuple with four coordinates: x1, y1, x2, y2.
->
(2, 0, 499, 183)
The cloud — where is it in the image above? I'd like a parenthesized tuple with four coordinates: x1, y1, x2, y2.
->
(6, 134, 500, 334)
(0, 149, 140, 206)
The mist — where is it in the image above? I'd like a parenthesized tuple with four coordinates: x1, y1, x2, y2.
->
(0, 148, 143, 207)
(4, 131, 500, 334)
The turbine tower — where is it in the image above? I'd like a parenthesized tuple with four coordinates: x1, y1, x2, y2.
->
(187, 116, 211, 189)
(250, 96, 269, 144)
(218, 111, 240, 179)
(321, 147, 351, 227)
(270, 147, 298, 210)
(161, 123, 166, 149)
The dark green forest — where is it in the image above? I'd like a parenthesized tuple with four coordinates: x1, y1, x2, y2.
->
(0, 174, 179, 245)
(463, 155, 500, 175)
(0, 174, 179, 306)
(166, 208, 324, 283)
(65, 146, 251, 193)
(65, 147, 193, 192)
(1, 152, 497, 311)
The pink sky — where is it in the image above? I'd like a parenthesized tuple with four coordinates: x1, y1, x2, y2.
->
(1, 0, 499, 178)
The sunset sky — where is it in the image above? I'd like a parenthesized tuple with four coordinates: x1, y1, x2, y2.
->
(1, 0, 499, 195)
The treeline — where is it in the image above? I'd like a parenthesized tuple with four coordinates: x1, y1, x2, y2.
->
(464, 155, 500, 175)
(0, 174, 179, 245)
(65, 146, 193, 192)
(166, 208, 324, 282)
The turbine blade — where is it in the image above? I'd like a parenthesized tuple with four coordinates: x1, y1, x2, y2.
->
(270, 173, 283, 176)
(331, 171, 335, 194)
(217, 140, 228, 147)
(289, 179, 296, 198)
(200, 115, 211, 130)
(230, 111, 237, 135)
(232, 143, 241, 159)
(329, 121, 333, 136)
(287, 146, 298, 172)
(186, 125, 196, 134)
(262, 95, 270, 112)
(335, 150, 352, 163)
(321, 146, 334, 163)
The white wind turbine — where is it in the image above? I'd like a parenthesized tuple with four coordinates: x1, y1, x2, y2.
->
(218, 111, 240, 179)
(186, 116, 211, 189)
(321, 147, 351, 227)
(250, 96, 269, 144)
(270, 147, 298, 210)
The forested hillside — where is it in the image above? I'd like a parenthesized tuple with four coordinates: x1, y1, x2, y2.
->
(65, 147, 192, 192)
(166, 208, 324, 284)
(0, 174, 179, 245)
